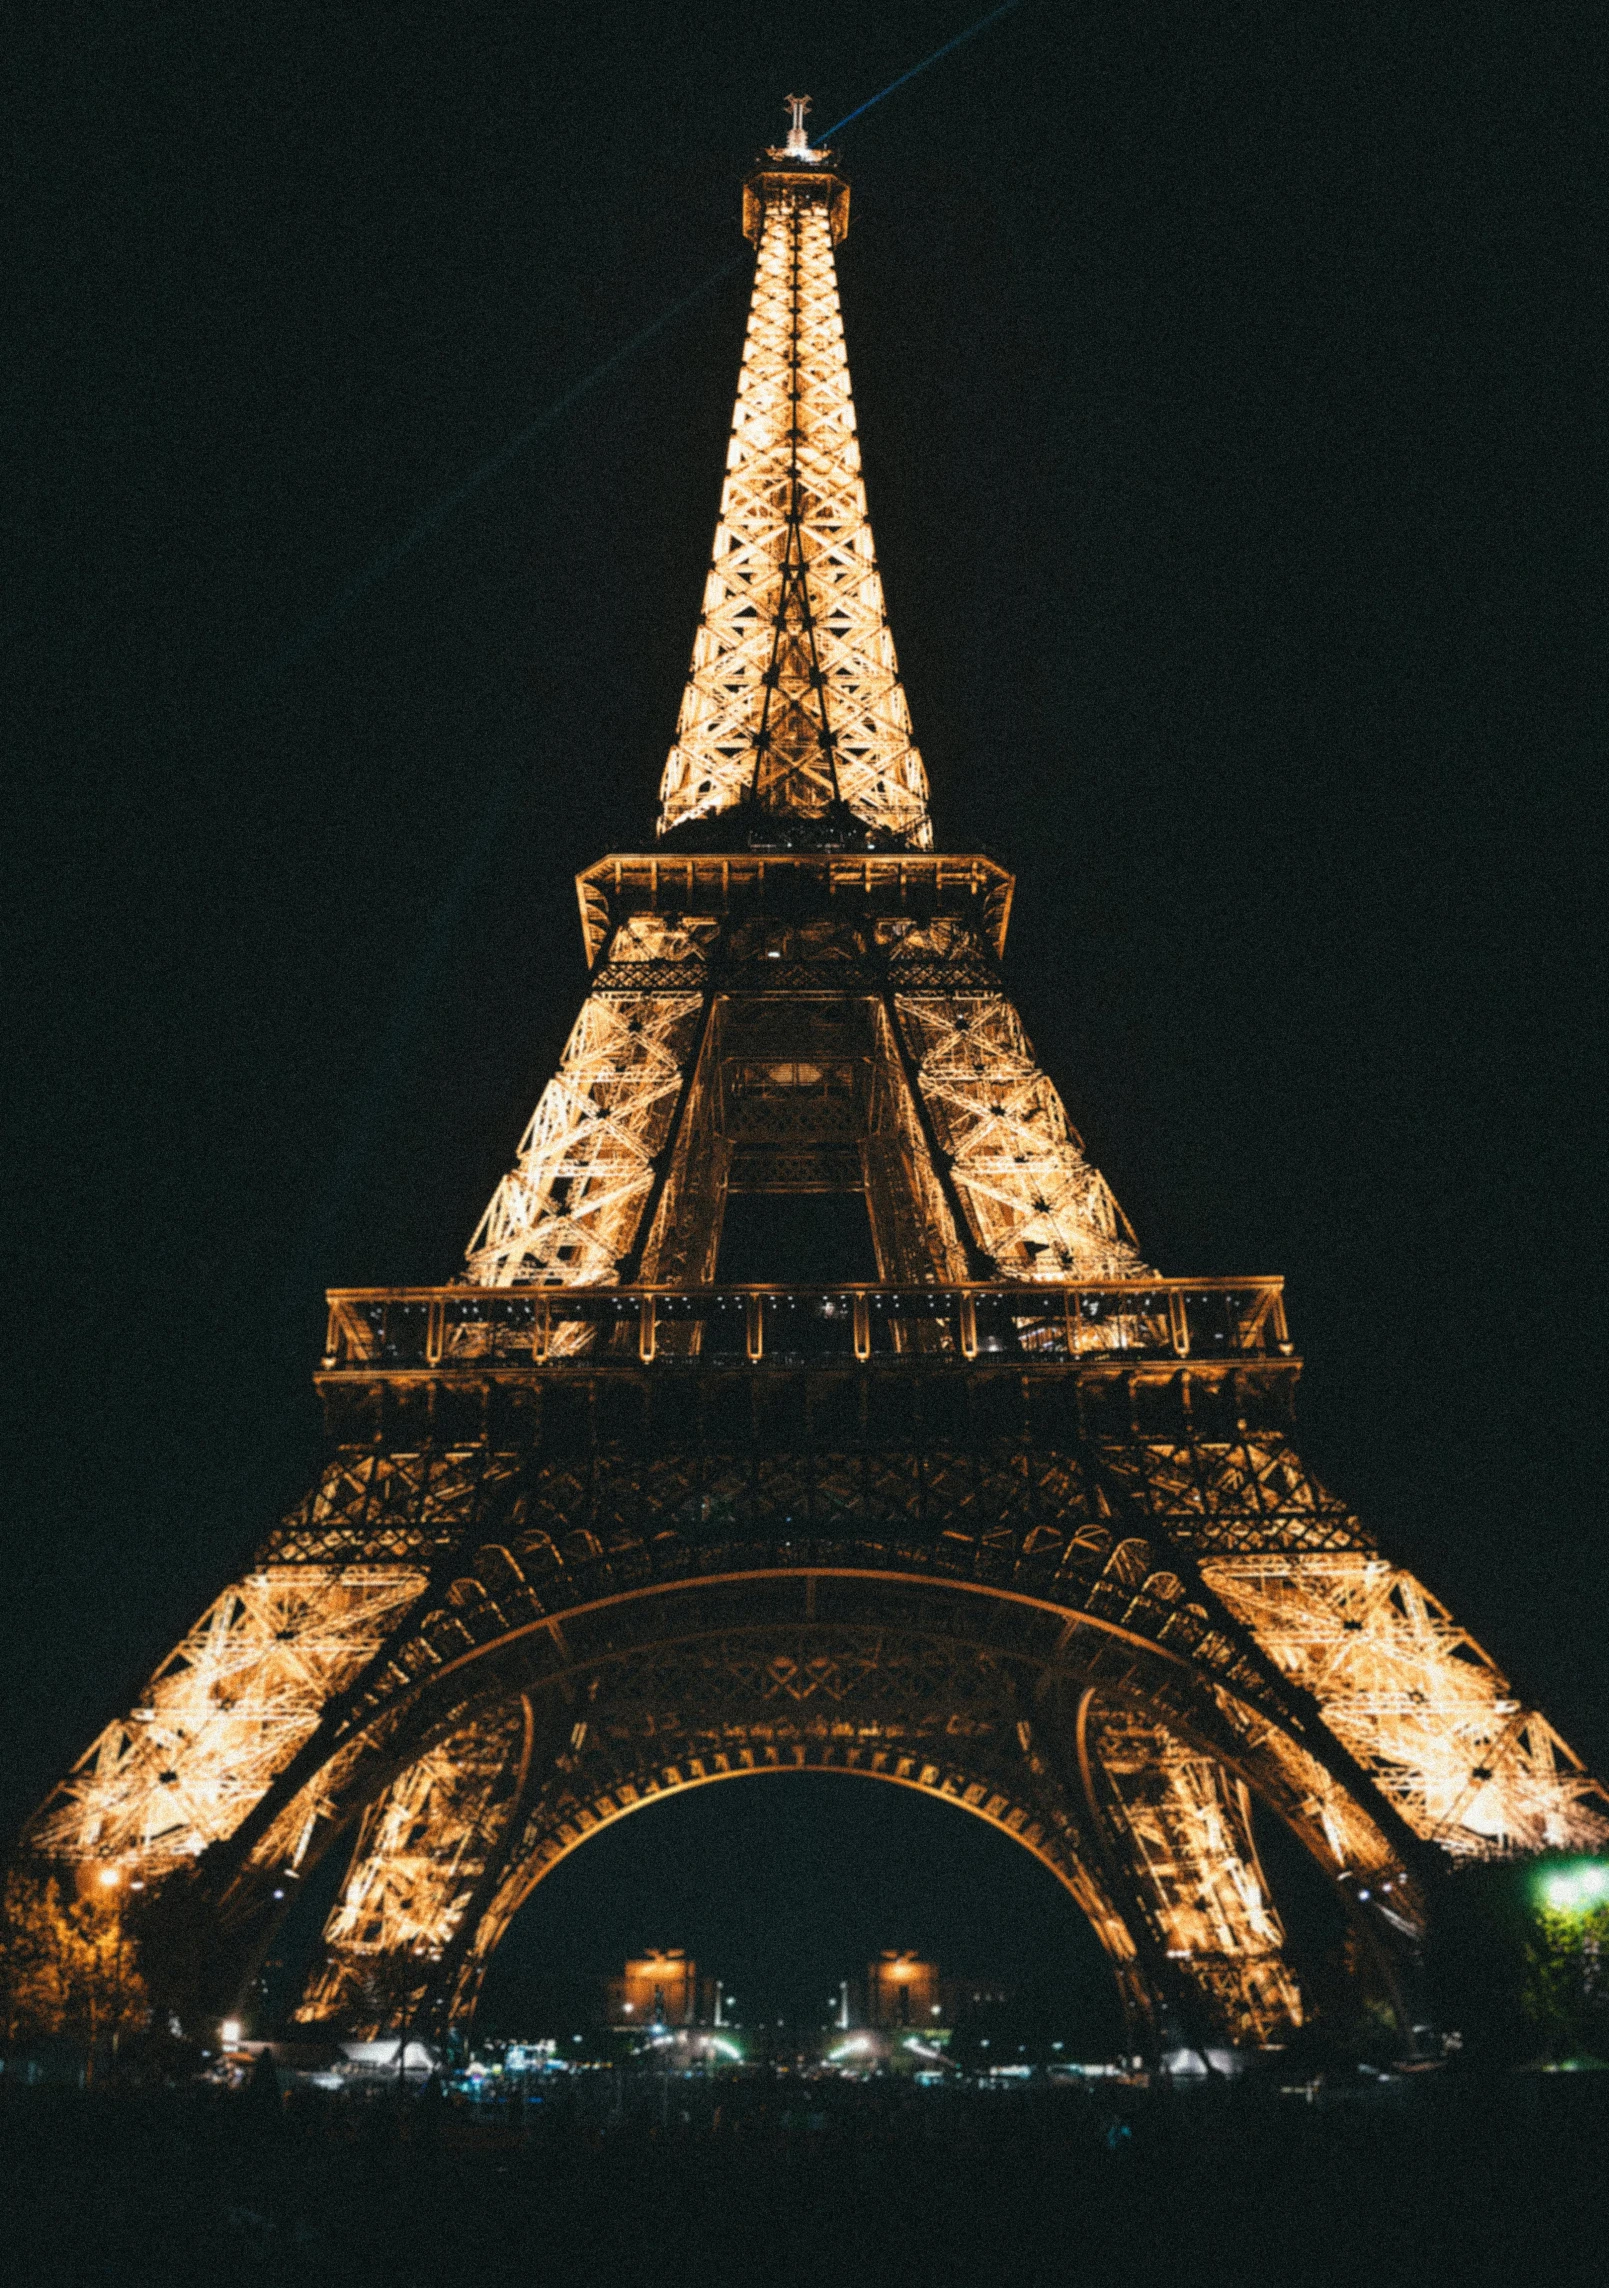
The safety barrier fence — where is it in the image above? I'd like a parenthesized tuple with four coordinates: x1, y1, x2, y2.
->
(321, 1278, 1291, 1372)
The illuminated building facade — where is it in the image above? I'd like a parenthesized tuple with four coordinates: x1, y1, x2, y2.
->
(858, 1956, 1005, 2032)
(604, 1950, 700, 2028)
(865, 1952, 940, 2030)
(24, 101, 1608, 2059)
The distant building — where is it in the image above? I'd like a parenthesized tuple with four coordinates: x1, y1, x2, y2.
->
(603, 1950, 699, 2027)
(862, 1954, 1009, 2030)
(599, 1949, 1007, 2037)
(865, 1951, 941, 2028)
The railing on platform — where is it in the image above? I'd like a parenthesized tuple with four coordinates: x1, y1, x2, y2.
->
(321, 1278, 1291, 1372)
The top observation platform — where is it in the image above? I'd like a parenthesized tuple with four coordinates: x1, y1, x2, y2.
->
(743, 92, 850, 243)
(576, 849, 1015, 965)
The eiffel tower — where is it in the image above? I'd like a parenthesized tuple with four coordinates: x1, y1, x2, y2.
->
(27, 101, 1607, 2053)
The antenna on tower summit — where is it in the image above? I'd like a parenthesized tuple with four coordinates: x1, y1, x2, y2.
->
(782, 92, 818, 158)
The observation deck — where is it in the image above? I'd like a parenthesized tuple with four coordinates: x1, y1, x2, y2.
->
(575, 851, 1016, 966)
(324, 1276, 1291, 1374)
(315, 1277, 1299, 1450)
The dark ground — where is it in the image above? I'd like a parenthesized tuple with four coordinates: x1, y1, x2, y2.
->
(3, 2071, 1604, 2288)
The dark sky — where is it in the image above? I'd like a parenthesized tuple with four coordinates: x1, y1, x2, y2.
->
(9, 2, 1604, 2014)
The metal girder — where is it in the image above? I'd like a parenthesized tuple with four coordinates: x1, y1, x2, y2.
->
(573, 854, 1016, 970)
(23, 130, 1608, 2069)
(889, 938, 1147, 1281)
(297, 1632, 1156, 2041)
(213, 1526, 1382, 2047)
(1082, 1703, 1302, 2047)
(31, 1348, 1600, 2038)
(25, 1568, 424, 1876)
(465, 919, 707, 1292)
(464, 913, 1143, 1301)
(458, 1721, 1151, 2034)
(1204, 1553, 1609, 1858)
(1098, 1435, 1609, 1858)
(295, 1703, 530, 2036)
(657, 184, 931, 844)
(294, 1620, 1315, 2050)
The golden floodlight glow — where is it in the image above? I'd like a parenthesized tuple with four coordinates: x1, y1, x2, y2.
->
(658, 155, 930, 844)
(21, 104, 1609, 2065)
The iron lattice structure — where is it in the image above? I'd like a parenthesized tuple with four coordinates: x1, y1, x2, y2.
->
(657, 144, 930, 845)
(26, 118, 1607, 2055)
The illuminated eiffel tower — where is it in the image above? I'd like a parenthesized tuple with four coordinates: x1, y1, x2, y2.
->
(27, 101, 1607, 2053)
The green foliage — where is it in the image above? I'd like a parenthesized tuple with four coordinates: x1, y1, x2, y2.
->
(1524, 1899, 1609, 2065)
(1427, 1856, 1609, 2068)
(0, 1865, 149, 2054)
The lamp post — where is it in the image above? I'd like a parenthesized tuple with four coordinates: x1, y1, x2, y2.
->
(95, 1866, 127, 2085)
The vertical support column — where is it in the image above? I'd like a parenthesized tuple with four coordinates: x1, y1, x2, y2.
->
(878, 986, 992, 1279)
(1074, 1690, 1303, 2054)
(616, 988, 719, 1285)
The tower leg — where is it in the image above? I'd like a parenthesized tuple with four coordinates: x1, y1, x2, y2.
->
(1077, 1695, 1303, 2056)
(294, 1702, 532, 2039)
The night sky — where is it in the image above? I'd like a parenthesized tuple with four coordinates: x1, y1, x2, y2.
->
(10, 3, 1604, 2025)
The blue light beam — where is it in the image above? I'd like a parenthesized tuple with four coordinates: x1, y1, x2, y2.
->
(262, 2, 1031, 682)
(820, 0, 1027, 141)
(259, 252, 745, 682)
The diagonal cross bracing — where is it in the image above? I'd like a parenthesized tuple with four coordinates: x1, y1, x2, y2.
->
(658, 187, 931, 844)
(1204, 1553, 1609, 1857)
(26, 1569, 425, 1874)
(894, 984, 1147, 1280)
(465, 956, 705, 1290)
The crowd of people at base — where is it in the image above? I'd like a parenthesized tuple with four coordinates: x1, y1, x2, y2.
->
(4, 2064, 1604, 2288)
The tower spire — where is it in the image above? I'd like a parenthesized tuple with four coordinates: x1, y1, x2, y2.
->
(657, 113, 931, 849)
(782, 92, 815, 157)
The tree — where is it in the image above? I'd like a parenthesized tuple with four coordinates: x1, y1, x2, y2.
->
(1524, 1894, 1609, 2065)
(0, 1864, 149, 2071)
(1426, 1856, 1609, 2068)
